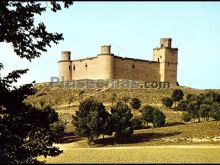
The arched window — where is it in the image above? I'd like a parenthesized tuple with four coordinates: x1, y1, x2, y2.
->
(85, 63, 88, 68)
(73, 65, 75, 71)
(132, 64, 135, 69)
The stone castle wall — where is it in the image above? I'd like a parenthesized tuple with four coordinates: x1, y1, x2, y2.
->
(58, 38, 178, 86)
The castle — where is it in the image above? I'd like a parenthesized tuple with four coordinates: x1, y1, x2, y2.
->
(58, 38, 178, 86)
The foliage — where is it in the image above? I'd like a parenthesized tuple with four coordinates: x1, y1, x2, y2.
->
(0, 1, 73, 163)
(171, 89, 184, 109)
(130, 97, 141, 110)
(72, 97, 111, 145)
(131, 117, 144, 130)
(161, 97, 173, 109)
(177, 100, 188, 111)
(181, 112, 192, 122)
(0, 67, 65, 164)
(0, 1, 73, 61)
(142, 105, 155, 125)
(152, 109, 166, 127)
(142, 105, 166, 127)
(210, 102, 220, 121)
(111, 102, 133, 138)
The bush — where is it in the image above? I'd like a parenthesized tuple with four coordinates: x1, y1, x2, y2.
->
(171, 89, 184, 109)
(181, 112, 192, 122)
(111, 102, 133, 138)
(177, 100, 188, 111)
(130, 98, 141, 110)
(131, 117, 143, 130)
(161, 97, 173, 108)
(152, 109, 166, 127)
(142, 105, 155, 125)
(72, 97, 111, 145)
(142, 105, 166, 127)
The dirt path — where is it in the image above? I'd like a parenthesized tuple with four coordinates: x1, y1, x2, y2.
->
(40, 145, 220, 163)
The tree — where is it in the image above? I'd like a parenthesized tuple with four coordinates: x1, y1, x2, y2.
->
(130, 97, 141, 110)
(171, 89, 184, 110)
(177, 100, 188, 111)
(142, 105, 154, 126)
(0, 68, 65, 163)
(72, 97, 111, 145)
(181, 112, 191, 122)
(152, 109, 166, 127)
(0, 1, 73, 61)
(161, 97, 173, 109)
(142, 105, 166, 127)
(111, 102, 133, 140)
(199, 104, 211, 121)
(131, 117, 143, 130)
(0, 1, 73, 163)
(210, 102, 220, 124)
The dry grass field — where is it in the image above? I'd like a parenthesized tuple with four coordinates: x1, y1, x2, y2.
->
(29, 85, 220, 163)
(39, 145, 220, 163)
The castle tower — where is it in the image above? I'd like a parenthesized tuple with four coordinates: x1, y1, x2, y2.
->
(58, 51, 72, 81)
(153, 38, 178, 86)
(97, 45, 114, 79)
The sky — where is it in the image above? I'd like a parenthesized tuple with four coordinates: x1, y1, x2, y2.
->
(1, 2, 220, 89)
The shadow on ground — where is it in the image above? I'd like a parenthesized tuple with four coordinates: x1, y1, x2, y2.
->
(59, 132, 83, 144)
(94, 131, 182, 146)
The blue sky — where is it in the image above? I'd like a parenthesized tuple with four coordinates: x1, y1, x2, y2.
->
(1, 2, 220, 89)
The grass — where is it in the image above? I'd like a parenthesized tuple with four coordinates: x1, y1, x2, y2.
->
(27, 84, 220, 163)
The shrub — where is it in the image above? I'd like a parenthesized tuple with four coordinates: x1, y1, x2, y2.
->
(131, 117, 143, 130)
(130, 98, 141, 110)
(152, 109, 166, 127)
(181, 112, 191, 122)
(72, 97, 111, 145)
(171, 89, 184, 109)
(142, 105, 166, 127)
(161, 97, 173, 109)
(111, 102, 133, 138)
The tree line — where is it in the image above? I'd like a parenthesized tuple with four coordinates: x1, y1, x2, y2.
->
(161, 89, 220, 123)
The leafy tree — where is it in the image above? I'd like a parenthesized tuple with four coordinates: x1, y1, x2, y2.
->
(152, 109, 166, 127)
(210, 102, 220, 123)
(0, 68, 65, 163)
(171, 89, 184, 110)
(111, 102, 133, 139)
(142, 105, 154, 126)
(131, 117, 143, 130)
(199, 104, 211, 121)
(161, 97, 173, 109)
(72, 97, 111, 145)
(0, 1, 73, 61)
(130, 97, 141, 110)
(142, 105, 166, 127)
(177, 100, 188, 111)
(187, 102, 200, 122)
(0, 1, 73, 163)
(181, 112, 192, 122)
